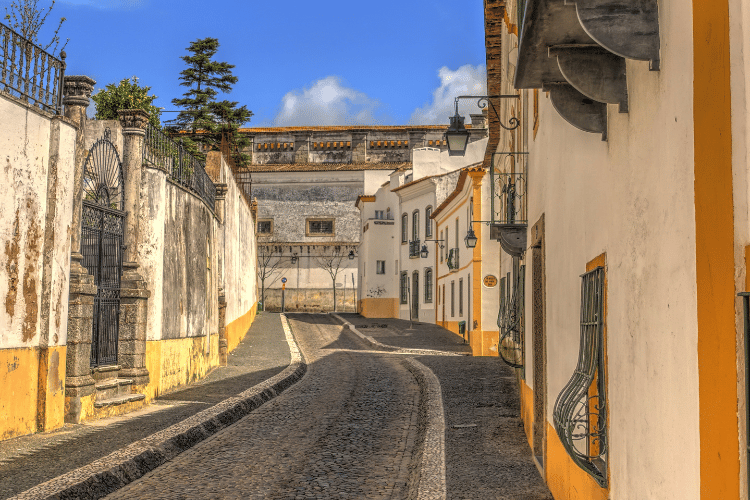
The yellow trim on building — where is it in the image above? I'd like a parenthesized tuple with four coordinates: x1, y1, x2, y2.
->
(226, 302, 258, 353)
(693, 0, 740, 496)
(358, 298, 399, 318)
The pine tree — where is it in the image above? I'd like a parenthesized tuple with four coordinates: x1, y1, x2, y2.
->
(167, 38, 252, 165)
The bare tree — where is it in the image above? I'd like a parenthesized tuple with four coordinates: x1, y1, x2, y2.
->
(4, 0, 68, 56)
(315, 246, 349, 312)
(257, 245, 285, 310)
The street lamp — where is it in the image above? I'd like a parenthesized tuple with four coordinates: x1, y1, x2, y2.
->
(465, 227, 478, 248)
(420, 245, 429, 258)
(446, 103, 470, 156)
(290, 254, 298, 264)
(348, 250, 355, 260)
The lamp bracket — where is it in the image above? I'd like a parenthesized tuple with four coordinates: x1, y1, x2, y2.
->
(454, 95, 522, 131)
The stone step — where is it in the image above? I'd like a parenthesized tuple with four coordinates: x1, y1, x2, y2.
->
(95, 378, 134, 400)
(93, 393, 145, 409)
(91, 365, 121, 382)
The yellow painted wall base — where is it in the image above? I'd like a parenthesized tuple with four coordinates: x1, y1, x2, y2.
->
(65, 393, 95, 423)
(226, 302, 258, 353)
(520, 380, 534, 449)
(546, 422, 609, 500)
(144, 333, 220, 401)
(469, 330, 499, 357)
(358, 298, 399, 318)
(1, 346, 66, 441)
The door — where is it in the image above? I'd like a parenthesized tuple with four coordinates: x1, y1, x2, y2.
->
(412, 271, 419, 321)
(80, 129, 126, 367)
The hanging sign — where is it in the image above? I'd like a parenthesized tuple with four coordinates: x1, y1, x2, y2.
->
(483, 275, 498, 288)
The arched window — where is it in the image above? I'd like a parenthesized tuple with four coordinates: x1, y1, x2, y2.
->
(425, 206, 433, 238)
(424, 268, 433, 303)
(401, 213, 408, 243)
(412, 210, 420, 242)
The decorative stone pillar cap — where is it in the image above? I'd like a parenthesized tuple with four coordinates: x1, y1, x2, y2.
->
(118, 109, 150, 135)
(63, 75, 96, 108)
(215, 183, 228, 200)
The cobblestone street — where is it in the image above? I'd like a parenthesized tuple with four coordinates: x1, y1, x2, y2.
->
(107, 314, 423, 500)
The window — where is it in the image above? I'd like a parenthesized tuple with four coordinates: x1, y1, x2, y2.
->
(553, 265, 607, 487)
(425, 206, 433, 238)
(375, 210, 384, 219)
(440, 230, 444, 262)
(459, 278, 464, 316)
(451, 281, 455, 317)
(455, 218, 459, 248)
(401, 213, 408, 243)
(257, 219, 273, 234)
(400, 272, 409, 304)
(412, 210, 420, 242)
(307, 218, 334, 235)
(424, 268, 433, 303)
(376, 260, 385, 274)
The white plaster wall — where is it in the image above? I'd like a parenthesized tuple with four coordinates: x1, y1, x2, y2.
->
(139, 166, 167, 342)
(358, 181, 399, 307)
(363, 170, 391, 195)
(222, 158, 258, 325)
(411, 136, 488, 179)
(478, 176, 500, 339)
(0, 95, 66, 349)
(520, 0, 700, 495)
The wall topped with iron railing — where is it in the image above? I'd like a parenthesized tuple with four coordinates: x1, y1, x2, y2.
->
(143, 124, 216, 210)
(0, 21, 65, 114)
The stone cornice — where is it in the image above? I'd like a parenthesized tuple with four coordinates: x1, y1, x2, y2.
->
(118, 109, 150, 136)
(62, 75, 96, 108)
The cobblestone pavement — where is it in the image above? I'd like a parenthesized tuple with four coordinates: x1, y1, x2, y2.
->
(0, 312, 290, 499)
(107, 313, 423, 500)
(338, 314, 552, 499)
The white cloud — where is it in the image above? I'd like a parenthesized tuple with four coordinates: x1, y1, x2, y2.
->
(271, 76, 389, 127)
(409, 64, 487, 125)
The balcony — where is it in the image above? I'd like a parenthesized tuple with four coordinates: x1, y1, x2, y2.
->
(490, 153, 527, 258)
(447, 248, 460, 271)
(409, 240, 421, 259)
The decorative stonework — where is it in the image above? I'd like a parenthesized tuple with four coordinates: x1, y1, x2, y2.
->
(117, 109, 150, 136)
(62, 75, 96, 108)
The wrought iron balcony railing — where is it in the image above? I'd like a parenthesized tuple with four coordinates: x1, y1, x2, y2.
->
(409, 239, 421, 258)
(143, 124, 217, 210)
(490, 152, 528, 257)
(447, 248, 459, 271)
(0, 21, 65, 114)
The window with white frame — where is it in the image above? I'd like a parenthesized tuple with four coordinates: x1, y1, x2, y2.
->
(401, 213, 408, 243)
(425, 206, 433, 238)
(424, 268, 433, 303)
(412, 210, 420, 242)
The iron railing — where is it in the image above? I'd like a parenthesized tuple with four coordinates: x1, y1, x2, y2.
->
(409, 239, 421, 258)
(0, 21, 65, 114)
(498, 259, 525, 369)
(447, 248, 460, 271)
(143, 124, 216, 210)
(491, 152, 528, 226)
(553, 267, 607, 487)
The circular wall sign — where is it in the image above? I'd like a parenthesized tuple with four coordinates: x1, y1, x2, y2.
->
(281, 277, 287, 283)
(483, 275, 498, 288)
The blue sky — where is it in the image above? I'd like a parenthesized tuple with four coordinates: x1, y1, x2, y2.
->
(2, 0, 487, 126)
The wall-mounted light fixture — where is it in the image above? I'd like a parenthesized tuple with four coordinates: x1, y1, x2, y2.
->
(348, 250, 355, 260)
(445, 95, 522, 156)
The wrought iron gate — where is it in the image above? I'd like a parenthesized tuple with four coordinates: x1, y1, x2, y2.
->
(80, 129, 125, 367)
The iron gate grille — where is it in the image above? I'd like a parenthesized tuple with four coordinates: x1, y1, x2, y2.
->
(80, 129, 125, 367)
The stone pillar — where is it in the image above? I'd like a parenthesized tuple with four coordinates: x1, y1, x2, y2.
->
(292, 132, 311, 163)
(62, 76, 97, 423)
(215, 183, 228, 224)
(117, 109, 151, 387)
(351, 132, 368, 163)
(218, 293, 228, 366)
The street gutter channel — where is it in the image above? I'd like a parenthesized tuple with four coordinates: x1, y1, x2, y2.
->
(12, 315, 306, 500)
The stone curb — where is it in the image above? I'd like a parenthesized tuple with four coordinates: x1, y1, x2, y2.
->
(402, 357, 447, 500)
(13, 314, 306, 500)
(330, 313, 468, 357)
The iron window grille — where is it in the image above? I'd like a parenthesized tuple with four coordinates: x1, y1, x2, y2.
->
(459, 278, 464, 316)
(553, 266, 607, 487)
(400, 272, 409, 304)
(307, 219, 334, 235)
(0, 21, 66, 114)
(402, 214, 408, 243)
(424, 268, 433, 303)
(409, 239, 421, 259)
(447, 248, 460, 271)
(257, 220, 273, 234)
(425, 207, 433, 237)
(376, 260, 385, 275)
(375, 210, 384, 219)
(498, 258, 525, 369)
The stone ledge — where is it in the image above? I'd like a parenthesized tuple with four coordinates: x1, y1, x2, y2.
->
(14, 314, 306, 500)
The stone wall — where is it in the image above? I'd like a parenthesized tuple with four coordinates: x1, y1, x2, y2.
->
(262, 288, 356, 313)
